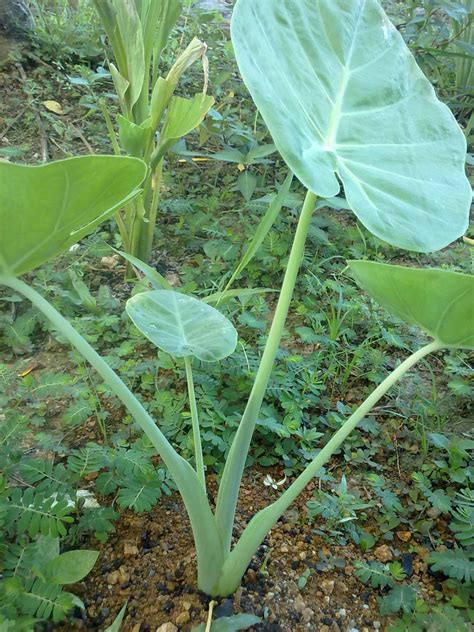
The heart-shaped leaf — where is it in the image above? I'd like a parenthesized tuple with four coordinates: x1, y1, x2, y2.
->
(231, 0, 471, 252)
(126, 290, 238, 361)
(0, 156, 146, 277)
(348, 261, 474, 349)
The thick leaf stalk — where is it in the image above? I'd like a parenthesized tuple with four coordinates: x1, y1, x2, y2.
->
(215, 189, 318, 553)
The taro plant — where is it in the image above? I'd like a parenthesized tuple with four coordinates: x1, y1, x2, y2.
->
(93, 0, 214, 263)
(1, 0, 472, 601)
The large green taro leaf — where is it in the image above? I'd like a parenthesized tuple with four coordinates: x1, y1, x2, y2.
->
(231, 0, 471, 252)
(126, 290, 238, 361)
(0, 156, 146, 277)
(349, 261, 474, 349)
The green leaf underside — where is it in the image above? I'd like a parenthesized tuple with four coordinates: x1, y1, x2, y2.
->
(0, 156, 146, 277)
(348, 261, 474, 349)
(126, 290, 238, 361)
(231, 0, 471, 252)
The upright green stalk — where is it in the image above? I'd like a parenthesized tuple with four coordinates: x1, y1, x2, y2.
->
(215, 190, 318, 553)
(3, 276, 224, 594)
(141, 159, 164, 262)
(185, 356, 206, 490)
(213, 340, 442, 595)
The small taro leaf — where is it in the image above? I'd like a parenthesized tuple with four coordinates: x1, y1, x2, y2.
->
(427, 432, 451, 450)
(104, 602, 128, 632)
(126, 290, 238, 361)
(348, 261, 474, 349)
(237, 171, 257, 202)
(0, 156, 146, 277)
(46, 550, 99, 585)
(231, 0, 471, 252)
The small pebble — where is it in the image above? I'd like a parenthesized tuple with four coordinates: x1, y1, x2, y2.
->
(320, 579, 335, 596)
(156, 624, 178, 632)
(175, 611, 190, 625)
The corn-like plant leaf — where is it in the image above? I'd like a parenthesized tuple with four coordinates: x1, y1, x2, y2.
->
(152, 0, 182, 79)
(99, 0, 145, 109)
(150, 77, 175, 130)
(166, 38, 207, 88)
(348, 261, 474, 349)
(117, 116, 153, 157)
(114, 249, 172, 290)
(0, 156, 146, 277)
(231, 0, 471, 252)
(126, 290, 238, 361)
(154, 93, 215, 165)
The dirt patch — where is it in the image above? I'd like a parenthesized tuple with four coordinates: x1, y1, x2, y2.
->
(53, 469, 441, 632)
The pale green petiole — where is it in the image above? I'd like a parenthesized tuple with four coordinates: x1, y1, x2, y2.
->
(184, 356, 206, 490)
(215, 189, 318, 553)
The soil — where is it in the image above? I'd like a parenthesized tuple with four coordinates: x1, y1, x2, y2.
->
(52, 468, 442, 632)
